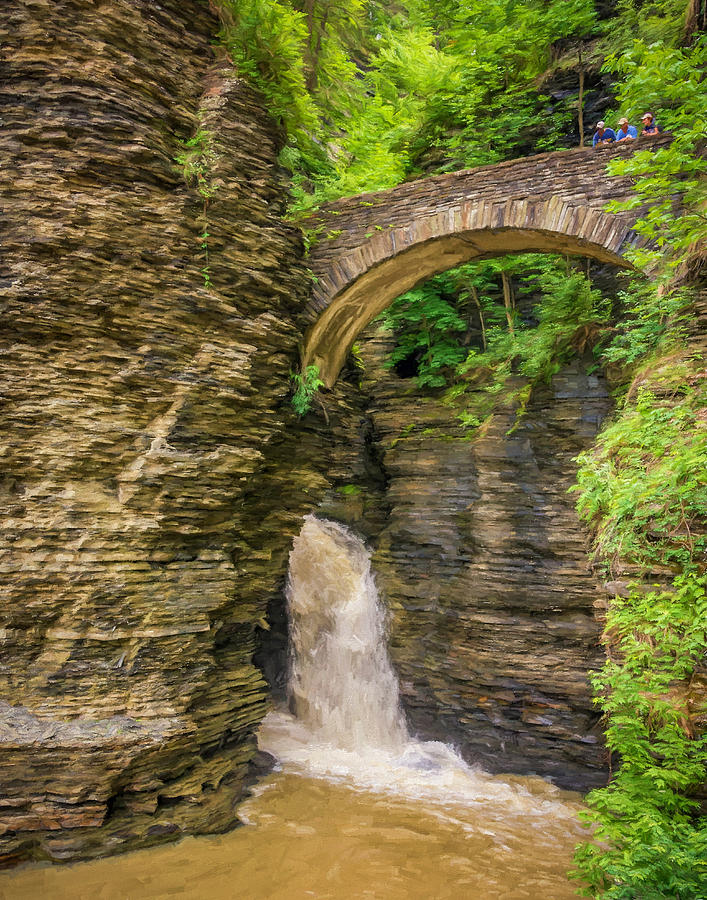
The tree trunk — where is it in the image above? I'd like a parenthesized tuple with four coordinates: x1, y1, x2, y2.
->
(684, 0, 707, 42)
(501, 272, 515, 337)
(310, 5, 330, 92)
(469, 283, 487, 350)
(303, 0, 318, 92)
(578, 42, 585, 148)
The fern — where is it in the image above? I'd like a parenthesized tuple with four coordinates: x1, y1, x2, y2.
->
(291, 364, 324, 416)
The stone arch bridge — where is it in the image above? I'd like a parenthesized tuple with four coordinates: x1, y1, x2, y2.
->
(302, 137, 671, 386)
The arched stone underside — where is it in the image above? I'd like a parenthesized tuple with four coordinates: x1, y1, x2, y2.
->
(303, 138, 672, 387)
(306, 217, 632, 387)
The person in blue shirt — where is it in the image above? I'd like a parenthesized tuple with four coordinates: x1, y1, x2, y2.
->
(616, 117, 638, 141)
(592, 121, 616, 146)
(640, 112, 660, 135)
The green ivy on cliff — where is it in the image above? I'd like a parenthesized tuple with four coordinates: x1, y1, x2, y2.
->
(574, 366, 707, 573)
(572, 573, 707, 899)
(175, 126, 219, 288)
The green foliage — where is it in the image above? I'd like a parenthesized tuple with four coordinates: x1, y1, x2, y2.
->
(516, 263, 610, 378)
(599, 0, 689, 56)
(572, 575, 707, 899)
(600, 281, 691, 372)
(571, 356, 707, 898)
(214, 0, 598, 211)
(455, 259, 609, 427)
(291, 364, 324, 415)
(573, 372, 707, 573)
(602, 36, 707, 274)
(416, 0, 597, 170)
(336, 483, 362, 496)
(568, 22, 707, 889)
(570, 22, 707, 890)
(176, 127, 217, 289)
(379, 254, 609, 429)
(216, 0, 320, 148)
(175, 128, 217, 199)
(200, 227, 213, 290)
(379, 273, 467, 388)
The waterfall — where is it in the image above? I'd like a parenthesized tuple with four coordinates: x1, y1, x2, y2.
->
(286, 515, 407, 752)
(259, 515, 576, 819)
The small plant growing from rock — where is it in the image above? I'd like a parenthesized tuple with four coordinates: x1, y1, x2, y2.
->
(176, 126, 218, 290)
(291, 364, 324, 416)
(176, 128, 217, 199)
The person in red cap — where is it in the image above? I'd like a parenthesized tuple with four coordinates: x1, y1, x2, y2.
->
(640, 112, 659, 135)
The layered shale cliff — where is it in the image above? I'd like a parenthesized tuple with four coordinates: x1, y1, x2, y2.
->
(335, 330, 612, 791)
(0, 0, 331, 864)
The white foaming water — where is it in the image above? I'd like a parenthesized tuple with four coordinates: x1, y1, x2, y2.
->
(260, 515, 578, 822)
(284, 515, 407, 752)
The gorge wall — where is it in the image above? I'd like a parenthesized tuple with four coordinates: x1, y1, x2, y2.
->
(1, 0, 612, 867)
(0, 0, 336, 864)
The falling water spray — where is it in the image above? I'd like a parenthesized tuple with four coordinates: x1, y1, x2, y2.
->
(286, 515, 407, 752)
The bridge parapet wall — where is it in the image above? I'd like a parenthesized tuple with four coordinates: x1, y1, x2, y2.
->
(307, 136, 671, 274)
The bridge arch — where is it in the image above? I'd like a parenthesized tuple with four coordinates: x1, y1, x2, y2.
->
(301, 139, 669, 387)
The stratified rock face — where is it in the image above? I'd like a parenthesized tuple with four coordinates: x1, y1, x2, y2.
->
(0, 0, 315, 864)
(357, 329, 611, 791)
(0, 0, 619, 865)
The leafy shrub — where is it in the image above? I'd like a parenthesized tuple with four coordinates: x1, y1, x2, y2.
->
(217, 0, 319, 147)
(600, 281, 691, 372)
(378, 274, 467, 388)
(573, 375, 707, 572)
(291, 364, 324, 416)
(572, 360, 707, 898)
(379, 254, 610, 427)
(572, 575, 707, 900)
(175, 128, 217, 198)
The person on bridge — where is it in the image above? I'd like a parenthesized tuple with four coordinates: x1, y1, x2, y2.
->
(640, 112, 660, 135)
(592, 121, 616, 146)
(616, 117, 638, 141)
